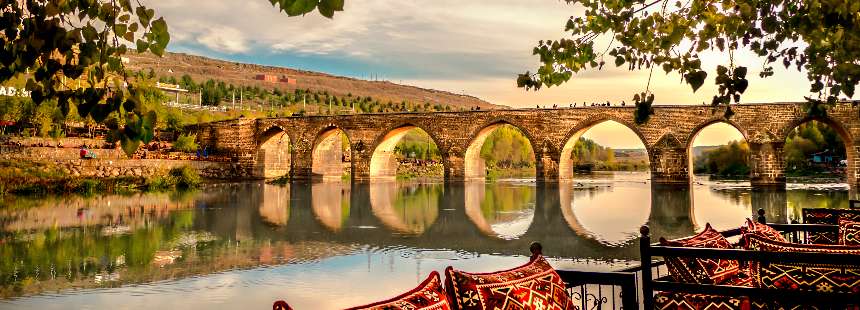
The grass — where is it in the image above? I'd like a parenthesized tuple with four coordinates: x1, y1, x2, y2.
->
(486, 167, 536, 181)
(145, 166, 201, 191)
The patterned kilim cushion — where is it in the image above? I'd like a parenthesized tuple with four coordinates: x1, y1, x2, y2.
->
(444, 256, 575, 310)
(655, 292, 751, 310)
(660, 223, 739, 285)
(741, 219, 786, 249)
(345, 271, 452, 310)
(802, 208, 860, 244)
(655, 292, 856, 310)
(840, 219, 860, 246)
(746, 234, 860, 294)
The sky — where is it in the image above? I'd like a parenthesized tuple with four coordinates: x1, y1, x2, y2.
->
(147, 0, 813, 148)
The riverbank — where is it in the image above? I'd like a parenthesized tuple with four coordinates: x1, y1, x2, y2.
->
(697, 173, 846, 184)
(396, 163, 443, 180)
(0, 159, 201, 199)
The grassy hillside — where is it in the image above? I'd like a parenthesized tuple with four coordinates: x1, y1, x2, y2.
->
(125, 52, 500, 111)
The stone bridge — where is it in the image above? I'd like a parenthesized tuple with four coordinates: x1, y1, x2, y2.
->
(193, 102, 860, 188)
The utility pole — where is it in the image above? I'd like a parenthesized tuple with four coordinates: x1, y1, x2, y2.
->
(329, 96, 332, 114)
(232, 90, 235, 110)
(302, 93, 306, 112)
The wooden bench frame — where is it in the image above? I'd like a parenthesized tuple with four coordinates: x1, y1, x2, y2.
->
(639, 209, 860, 309)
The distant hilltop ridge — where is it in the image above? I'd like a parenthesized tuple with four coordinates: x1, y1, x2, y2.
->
(125, 52, 501, 110)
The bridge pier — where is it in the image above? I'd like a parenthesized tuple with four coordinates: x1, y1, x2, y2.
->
(351, 151, 372, 180)
(443, 154, 467, 181)
(749, 142, 787, 189)
(536, 152, 560, 183)
(290, 149, 314, 180)
(649, 146, 690, 186)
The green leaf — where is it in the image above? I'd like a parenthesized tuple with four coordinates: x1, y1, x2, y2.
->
(113, 24, 127, 37)
(136, 6, 154, 26)
(317, 0, 344, 18)
(685, 70, 707, 92)
(136, 39, 149, 53)
(141, 110, 157, 143)
(120, 134, 141, 157)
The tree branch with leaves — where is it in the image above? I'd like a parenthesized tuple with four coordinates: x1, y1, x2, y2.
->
(1, 0, 344, 155)
(517, 0, 860, 123)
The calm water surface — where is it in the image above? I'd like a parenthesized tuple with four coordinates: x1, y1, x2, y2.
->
(0, 172, 849, 309)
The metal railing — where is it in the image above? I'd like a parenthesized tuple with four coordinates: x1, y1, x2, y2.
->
(557, 270, 639, 310)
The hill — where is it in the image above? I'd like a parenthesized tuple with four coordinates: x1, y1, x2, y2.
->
(124, 52, 500, 110)
(691, 145, 721, 157)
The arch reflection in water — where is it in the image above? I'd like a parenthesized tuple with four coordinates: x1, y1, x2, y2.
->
(691, 181, 754, 231)
(560, 174, 651, 246)
(368, 182, 442, 235)
(259, 184, 290, 226)
(464, 181, 536, 240)
(311, 181, 351, 232)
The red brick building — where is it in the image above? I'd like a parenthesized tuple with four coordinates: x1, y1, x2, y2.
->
(256, 74, 298, 84)
(255, 74, 279, 83)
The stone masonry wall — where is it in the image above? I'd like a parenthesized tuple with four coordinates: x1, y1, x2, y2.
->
(0, 146, 248, 179)
(196, 101, 860, 187)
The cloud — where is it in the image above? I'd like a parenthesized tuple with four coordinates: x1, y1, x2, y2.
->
(194, 26, 250, 54)
(146, 0, 574, 79)
(146, 0, 814, 110)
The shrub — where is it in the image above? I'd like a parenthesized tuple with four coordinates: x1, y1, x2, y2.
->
(173, 133, 198, 152)
(268, 174, 291, 185)
(75, 179, 101, 195)
(169, 166, 200, 189)
(146, 175, 173, 191)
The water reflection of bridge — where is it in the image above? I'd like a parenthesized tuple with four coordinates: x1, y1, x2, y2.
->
(197, 182, 792, 261)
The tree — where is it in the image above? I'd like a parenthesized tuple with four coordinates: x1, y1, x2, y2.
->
(1, 0, 345, 155)
(518, 0, 860, 123)
(179, 74, 196, 92)
(201, 79, 225, 106)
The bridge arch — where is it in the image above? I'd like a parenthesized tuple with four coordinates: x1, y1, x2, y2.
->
(463, 120, 538, 180)
(559, 117, 650, 180)
(779, 115, 854, 143)
(686, 118, 749, 147)
(311, 125, 352, 180)
(685, 119, 749, 181)
(369, 123, 443, 180)
(257, 125, 293, 178)
(781, 116, 856, 185)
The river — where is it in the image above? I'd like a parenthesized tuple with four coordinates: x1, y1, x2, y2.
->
(0, 172, 849, 309)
